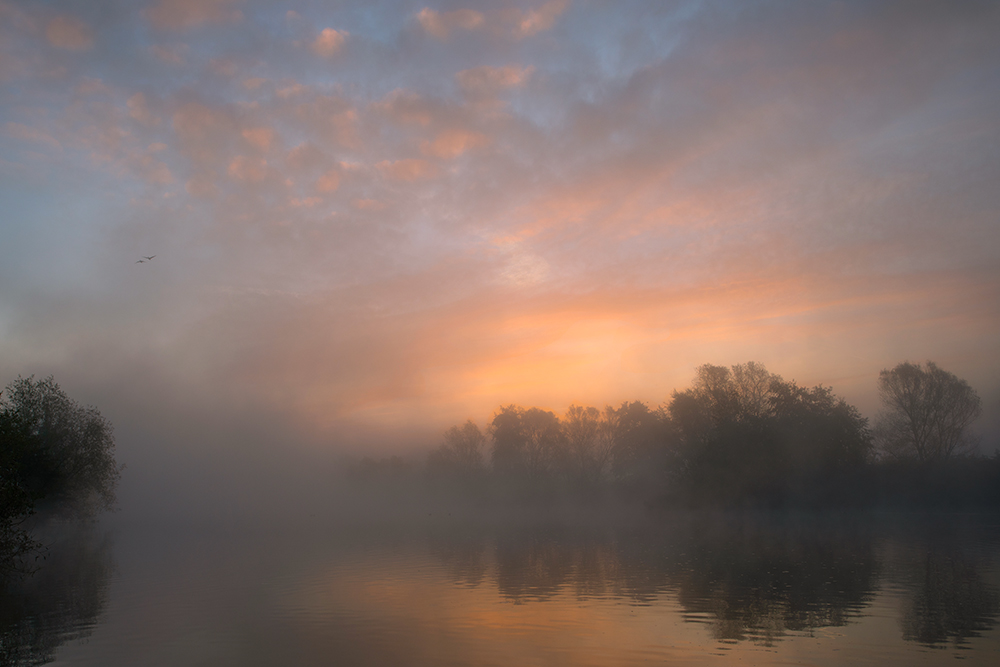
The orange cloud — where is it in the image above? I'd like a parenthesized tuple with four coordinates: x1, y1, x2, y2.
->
(315, 168, 340, 193)
(146, 0, 243, 30)
(456, 65, 533, 97)
(242, 127, 275, 152)
(312, 28, 348, 57)
(285, 143, 326, 172)
(417, 8, 484, 40)
(127, 93, 158, 126)
(4, 122, 61, 150)
(421, 129, 489, 159)
(227, 155, 267, 183)
(377, 158, 437, 182)
(149, 44, 187, 64)
(45, 15, 94, 51)
(505, 0, 568, 38)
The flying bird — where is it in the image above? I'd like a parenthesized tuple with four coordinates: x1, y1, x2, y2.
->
(135, 259, 145, 263)
(143, 255, 156, 260)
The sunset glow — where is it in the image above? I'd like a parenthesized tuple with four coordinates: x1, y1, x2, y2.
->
(1, 0, 998, 455)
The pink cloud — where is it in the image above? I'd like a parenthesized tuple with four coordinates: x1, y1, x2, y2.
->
(149, 43, 187, 64)
(45, 15, 93, 51)
(311, 28, 348, 57)
(416, 8, 484, 40)
(377, 158, 437, 182)
(421, 129, 489, 159)
(127, 93, 159, 126)
(242, 127, 275, 152)
(227, 155, 268, 183)
(504, 0, 568, 38)
(456, 65, 534, 97)
(4, 122, 61, 150)
(315, 168, 340, 193)
(146, 0, 243, 31)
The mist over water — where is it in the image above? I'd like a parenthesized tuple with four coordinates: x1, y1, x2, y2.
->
(1, 511, 996, 666)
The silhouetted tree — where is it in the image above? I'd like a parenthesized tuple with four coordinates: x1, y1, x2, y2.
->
(428, 420, 486, 476)
(666, 363, 870, 505)
(1, 378, 121, 575)
(563, 405, 609, 488)
(875, 362, 982, 463)
(489, 405, 565, 481)
(1, 377, 121, 519)
(0, 408, 39, 574)
(606, 401, 665, 490)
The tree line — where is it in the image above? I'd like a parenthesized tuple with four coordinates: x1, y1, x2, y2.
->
(421, 361, 992, 508)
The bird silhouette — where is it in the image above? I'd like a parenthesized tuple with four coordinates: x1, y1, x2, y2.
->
(135, 259, 145, 263)
(143, 255, 156, 260)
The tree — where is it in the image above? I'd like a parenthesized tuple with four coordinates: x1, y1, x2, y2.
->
(1, 376, 121, 518)
(875, 361, 982, 463)
(427, 420, 486, 478)
(488, 405, 565, 481)
(0, 408, 40, 573)
(665, 362, 871, 505)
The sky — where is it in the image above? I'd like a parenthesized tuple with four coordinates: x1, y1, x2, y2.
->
(2, 0, 999, 506)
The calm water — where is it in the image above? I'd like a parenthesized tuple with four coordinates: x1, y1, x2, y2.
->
(3, 512, 1000, 666)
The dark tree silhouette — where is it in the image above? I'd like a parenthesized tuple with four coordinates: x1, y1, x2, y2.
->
(428, 420, 486, 476)
(666, 363, 871, 506)
(1, 377, 122, 575)
(1, 377, 121, 518)
(489, 405, 565, 481)
(875, 361, 982, 463)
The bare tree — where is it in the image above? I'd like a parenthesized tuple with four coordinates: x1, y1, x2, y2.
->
(875, 361, 982, 462)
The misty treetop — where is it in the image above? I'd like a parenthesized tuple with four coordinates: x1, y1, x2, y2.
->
(875, 361, 983, 463)
(424, 361, 993, 509)
(1, 377, 122, 574)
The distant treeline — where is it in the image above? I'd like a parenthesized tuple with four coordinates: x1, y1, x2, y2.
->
(348, 361, 997, 510)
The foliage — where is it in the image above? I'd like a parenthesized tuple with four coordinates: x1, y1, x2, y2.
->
(1, 377, 121, 518)
(0, 410, 40, 575)
(427, 421, 486, 484)
(1, 377, 122, 576)
(665, 363, 871, 506)
(875, 361, 982, 463)
(488, 405, 566, 481)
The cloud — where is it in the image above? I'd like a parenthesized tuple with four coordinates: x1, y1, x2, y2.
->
(315, 168, 340, 193)
(417, 7, 484, 40)
(45, 15, 94, 51)
(171, 101, 236, 168)
(286, 143, 326, 172)
(227, 155, 267, 183)
(146, 0, 243, 31)
(127, 93, 158, 126)
(456, 65, 534, 97)
(377, 158, 437, 182)
(504, 0, 568, 38)
(311, 28, 348, 57)
(149, 43, 187, 64)
(3, 122, 61, 151)
(421, 129, 489, 159)
(242, 127, 275, 152)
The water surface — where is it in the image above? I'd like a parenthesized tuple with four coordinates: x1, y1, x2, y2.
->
(4, 512, 999, 665)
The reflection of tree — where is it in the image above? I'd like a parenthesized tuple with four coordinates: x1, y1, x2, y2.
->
(428, 530, 488, 589)
(896, 538, 1000, 646)
(665, 520, 878, 644)
(495, 529, 575, 602)
(0, 528, 113, 666)
(431, 517, 880, 643)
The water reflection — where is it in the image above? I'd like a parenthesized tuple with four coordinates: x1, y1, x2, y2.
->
(4, 515, 1000, 665)
(0, 528, 113, 666)
(890, 519, 1000, 647)
(430, 514, 998, 648)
